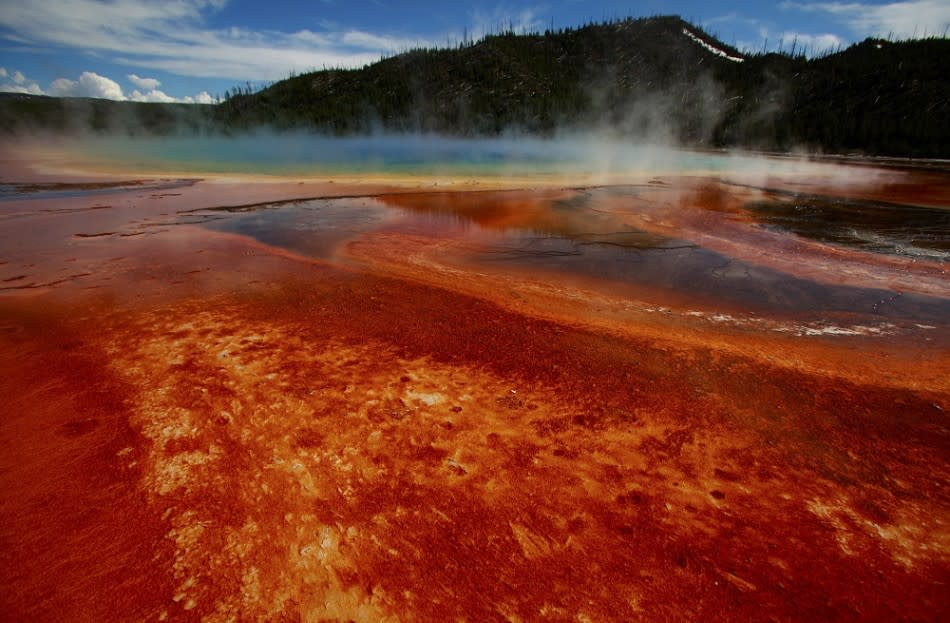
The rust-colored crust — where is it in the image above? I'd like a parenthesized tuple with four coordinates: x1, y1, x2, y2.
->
(1, 167, 948, 622)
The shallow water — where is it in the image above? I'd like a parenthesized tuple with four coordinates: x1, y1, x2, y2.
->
(200, 185, 950, 326)
(745, 193, 950, 262)
(15, 133, 891, 179)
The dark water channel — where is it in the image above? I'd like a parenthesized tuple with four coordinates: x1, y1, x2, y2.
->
(199, 190, 950, 327)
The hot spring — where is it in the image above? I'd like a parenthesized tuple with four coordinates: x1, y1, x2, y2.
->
(1, 134, 948, 622)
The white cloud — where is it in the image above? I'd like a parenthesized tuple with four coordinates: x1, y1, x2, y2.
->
(290, 29, 332, 45)
(47, 71, 126, 99)
(781, 1, 950, 39)
(183, 90, 214, 104)
(129, 88, 176, 102)
(128, 73, 161, 90)
(46, 77, 78, 96)
(0, 0, 441, 81)
(781, 31, 846, 53)
(79, 71, 125, 100)
(1, 67, 214, 104)
(12, 70, 26, 84)
(715, 18, 839, 56)
(340, 30, 429, 52)
(0, 81, 44, 95)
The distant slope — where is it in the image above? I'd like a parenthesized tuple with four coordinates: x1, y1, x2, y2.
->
(777, 37, 949, 156)
(2, 16, 948, 157)
(218, 16, 748, 139)
(0, 93, 213, 136)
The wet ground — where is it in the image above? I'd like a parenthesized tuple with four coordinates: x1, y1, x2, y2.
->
(0, 152, 948, 622)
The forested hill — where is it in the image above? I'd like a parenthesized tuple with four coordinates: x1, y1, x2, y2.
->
(2, 16, 948, 157)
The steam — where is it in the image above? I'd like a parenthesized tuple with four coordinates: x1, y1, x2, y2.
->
(4, 130, 896, 192)
(0, 31, 895, 191)
(0, 18, 787, 155)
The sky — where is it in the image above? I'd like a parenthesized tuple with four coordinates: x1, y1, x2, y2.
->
(0, 0, 948, 104)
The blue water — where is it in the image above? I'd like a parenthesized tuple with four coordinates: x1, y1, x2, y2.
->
(69, 134, 779, 177)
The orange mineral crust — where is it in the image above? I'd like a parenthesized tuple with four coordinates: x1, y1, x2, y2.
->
(1, 168, 949, 622)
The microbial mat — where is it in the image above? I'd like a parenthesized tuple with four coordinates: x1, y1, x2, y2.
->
(1, 137, 948, 622)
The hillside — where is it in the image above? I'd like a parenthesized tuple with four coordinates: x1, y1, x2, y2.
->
(2, 16, 948, 157)
(219, 16, 751, 139)
(0, 93, 212, 136)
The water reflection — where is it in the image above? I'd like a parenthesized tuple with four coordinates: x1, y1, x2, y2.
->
(0, 179, 197, 202)
(744, 194, 950, 262)
(200, 186, 950, 325)
(204, 199, 394, 259)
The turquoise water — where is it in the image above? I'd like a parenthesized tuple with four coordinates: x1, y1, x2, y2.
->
(63, 134, 803, 178)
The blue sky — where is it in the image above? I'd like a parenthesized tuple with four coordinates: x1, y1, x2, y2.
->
(1, 1, 948, 103)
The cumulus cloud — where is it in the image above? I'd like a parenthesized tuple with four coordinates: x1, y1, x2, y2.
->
(781, 1, 950, 39)
(0, 82, 44, 95)
(1, 67, 215, 104)
(0, 67, 44, 95)
(47, 71, 126, 99)
(128, 73, 161, 90)
(81, 71, 125, 99)
(0, 0, 439, 81)
(129, 88, 176, 102)
(182, 91, 214, 104)
(46, 78, 77, 97)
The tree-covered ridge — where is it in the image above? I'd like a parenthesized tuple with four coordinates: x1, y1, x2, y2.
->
(1, 16, 947, 158)
(218, 16, 751, 137)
